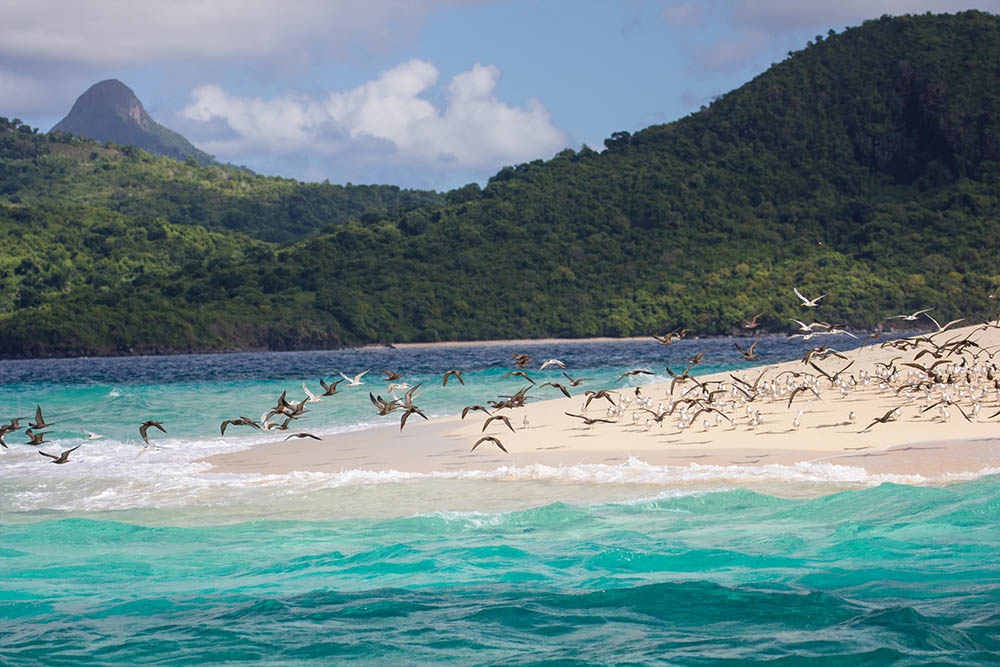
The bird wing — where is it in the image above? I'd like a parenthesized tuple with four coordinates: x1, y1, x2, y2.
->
(793, 287, 807, 303)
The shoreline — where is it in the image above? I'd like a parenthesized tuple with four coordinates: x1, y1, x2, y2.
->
(202, 323, 1000, 482)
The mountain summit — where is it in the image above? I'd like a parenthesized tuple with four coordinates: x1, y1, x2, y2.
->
(51, 79, 212, 165)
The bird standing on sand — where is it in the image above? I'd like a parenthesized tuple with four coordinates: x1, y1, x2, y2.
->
(39, 444, 82, 464)
(139, 420, 166, 444)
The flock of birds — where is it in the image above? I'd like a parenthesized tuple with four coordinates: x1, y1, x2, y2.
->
(3, 286, 998, 465)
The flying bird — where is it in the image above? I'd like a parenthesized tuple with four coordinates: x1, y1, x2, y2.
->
(339, 370, 370, 386)
(617, 369, 654, 383)
(794, 287, 826, 307)
(39, 444, 82, 464)
(139, 420, 166, 444)
(482, 414, 515, 433)
(539, 359, 566, 370)
(443, 370, 465, 386)
(564, 412, 615, 426)
(461, 404, 492, 419)
(561, 371, 591, 387)
(734, 337, 761, 361)
(381, 369, 403, 382)
(29, 405, 52, 430)
(284, 432, 321, 441)
(399, 406, 428, 430)
(80, 428, 103, 440)
(539, 381, 572, 398)
(886, 308, 934, 321)
(501, 370, 535, 384)
(471, 436, 508, 454)
(742, 312, 764, 329)
(319, 378, 344, 396)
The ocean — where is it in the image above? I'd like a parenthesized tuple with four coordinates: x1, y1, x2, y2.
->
(1, 336, 998, 664)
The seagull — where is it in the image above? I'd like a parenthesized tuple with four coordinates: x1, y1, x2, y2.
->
(790, 319, 829, 332)
(443, 370, 465, 386)
(794, 287, 826, 307)
(139, 420, 166, 444)
(471, 436, 508, 454)
(539, 359, 566, 370)
(80, 428, 103, 440)
(339, 370, 369, 386)
(886, 308, 934, 321)
(39, 444, 82, 464)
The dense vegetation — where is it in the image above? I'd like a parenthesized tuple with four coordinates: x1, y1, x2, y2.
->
(2, 11, 1000, 357)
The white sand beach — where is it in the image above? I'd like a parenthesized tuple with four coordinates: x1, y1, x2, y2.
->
(204, 324, 1000, 480)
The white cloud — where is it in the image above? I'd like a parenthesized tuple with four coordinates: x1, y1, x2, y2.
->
(180, 60, 568, 173)
(0, 0, 479, 67)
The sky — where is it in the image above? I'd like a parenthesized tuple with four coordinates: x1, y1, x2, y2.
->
(3, 1, 999, 191)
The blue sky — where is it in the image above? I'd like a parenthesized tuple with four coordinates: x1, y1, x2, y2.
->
(3, 1, 998, 190)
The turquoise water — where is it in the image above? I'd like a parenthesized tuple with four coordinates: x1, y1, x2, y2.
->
(2, 338, 998, 663)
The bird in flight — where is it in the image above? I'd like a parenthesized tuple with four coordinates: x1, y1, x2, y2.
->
(794, 287, 826, 307)
(319, 378, 344, 396)
(616, 369, 654, 383)
(742, 312, 764, 329)
(443, 370, 465, 386)
(471, 436, 508, 454)
(339, 370, 369, 386)
(29, 405, 52, 430)
(734, 337, 761, 361)
(539, 359, 566, 370)
(39, 444, 82, 464)
(284, 432, 321, 441)
(885, 308, 933, 321)
(139, 420, 166, 444)
(80, 428, 104, 440)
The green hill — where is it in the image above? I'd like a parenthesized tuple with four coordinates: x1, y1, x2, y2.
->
(2, 10, 1000, 357)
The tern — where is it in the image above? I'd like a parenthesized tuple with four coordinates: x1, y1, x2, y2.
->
(339, 370, 369, 386)
(80, 428, 103, 440)
(302, 383, 321, 403)
(886, 308, 934, 321)
(794, 287, 826, 307)
(539, 359, 566, 370)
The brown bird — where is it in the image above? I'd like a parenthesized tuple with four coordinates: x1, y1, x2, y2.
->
(0, 432, 7, 448)
(471, 436, 508, 454)
(284, 432, 321, 441)
(561, 371, 592, 387)
(616, 369, 654, 383)
(684, 350, 706, 366)
(511, 353, 533, 368)
(651, 327, 692, 346)
(319, 378, 345, 396)
(861, 407, 902, 433)
(220, 416, 262, 435)
(39, 444, 82, 464)
(29, 405, 52, 430)
(742, 312, 764, 329)
(0, 417, 22, 436)
(786, 384, 821, 408)
(734, 337, 761, 361)
(400, 406, 428, 430)
(583, 389, 616, 408)
(461, 404, 493, 419)
(139, 421, 166, 444)
(381, 369, 403, 382)
(25, 430, 50, 446)
(564, 412, 615, 426)
(482, 414, 515, 433)
(370, 392, 401, 416)
(443, 370, 465, 386)
(539, 382, 572, 398)
(501, 370, 535, 384)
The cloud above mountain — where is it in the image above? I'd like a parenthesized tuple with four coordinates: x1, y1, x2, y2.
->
(179, 60, 568, 174)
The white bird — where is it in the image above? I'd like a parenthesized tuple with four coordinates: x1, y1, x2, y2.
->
(790, 319, 829, 332)
(886, 308, 933, 321)
(302, 382, 320, 403)
(339, 370, 370, 386)
(539, 359, 566, 370)
(794, 287, 826, 307)
(924, 314, 965, 334)
(80, 428, 103, 440)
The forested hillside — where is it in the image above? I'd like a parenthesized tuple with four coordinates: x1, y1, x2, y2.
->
(2, 11, 999, 357)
